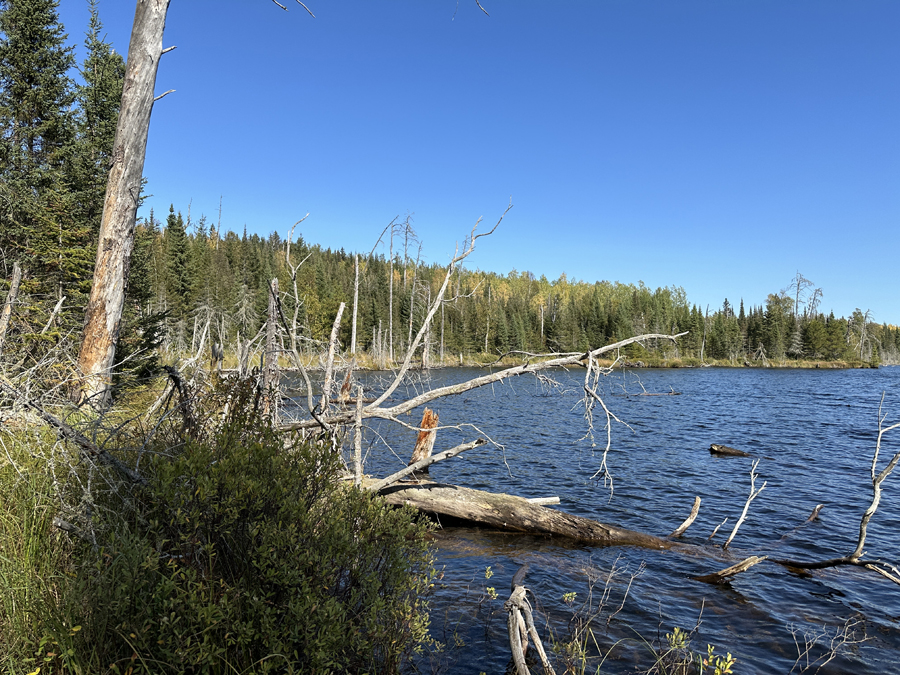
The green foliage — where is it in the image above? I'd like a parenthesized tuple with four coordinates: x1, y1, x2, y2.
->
(6, 380, 435, 674)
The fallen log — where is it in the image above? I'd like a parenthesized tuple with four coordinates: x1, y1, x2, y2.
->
(378, 481, 673, 549)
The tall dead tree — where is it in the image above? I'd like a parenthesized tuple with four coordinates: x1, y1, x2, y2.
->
(77, 0, 172, 407)
(0, 262, 22, 357)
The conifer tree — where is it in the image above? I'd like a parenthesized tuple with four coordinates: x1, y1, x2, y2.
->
(71, 0, 124, 245)
(165, 205, 191, 318)
(0, 0, 75, 295)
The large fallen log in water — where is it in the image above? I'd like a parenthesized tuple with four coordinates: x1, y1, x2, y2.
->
(378, 481, 673, 550)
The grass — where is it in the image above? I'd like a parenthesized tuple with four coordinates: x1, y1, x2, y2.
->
(0, 433, 74, 673)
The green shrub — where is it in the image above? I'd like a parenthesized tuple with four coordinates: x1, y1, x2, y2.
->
(37, 381, 434, 674)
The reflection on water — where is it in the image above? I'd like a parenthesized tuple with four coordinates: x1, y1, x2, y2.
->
(290, 367, 900, 674)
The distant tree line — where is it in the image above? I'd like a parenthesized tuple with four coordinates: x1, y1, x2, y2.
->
(2, 0, 898, 372)
(124, 211, 900, 367)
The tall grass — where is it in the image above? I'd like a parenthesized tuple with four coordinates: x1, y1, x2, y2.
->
(0, 433, 73, 673)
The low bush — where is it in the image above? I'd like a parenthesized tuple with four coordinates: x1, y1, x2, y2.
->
(8, 380, 435, 674)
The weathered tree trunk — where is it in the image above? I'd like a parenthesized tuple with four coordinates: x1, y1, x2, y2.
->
(379, 482, 672, 549)
(0, 262, 22, 356)
(351, 253, 359, 354)
(409, 408, 438, 467)
(263, 278, 279, 420)
(77, 0, 171, 407)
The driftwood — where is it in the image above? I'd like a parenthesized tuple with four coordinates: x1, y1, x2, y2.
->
(694, 555, 768, 584)
(505, 564, 555, 675)
(670, 496, 702, 537)
(709, 444, 753, 458)
(527, 496, 560, 505)
(378, 481, 673, 549)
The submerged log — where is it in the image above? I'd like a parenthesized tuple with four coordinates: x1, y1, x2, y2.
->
(378, 481, 672, 549)
(709, 443, 753, 457)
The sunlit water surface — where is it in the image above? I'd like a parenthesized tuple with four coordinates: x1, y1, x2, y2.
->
(290, 366, 900, 674)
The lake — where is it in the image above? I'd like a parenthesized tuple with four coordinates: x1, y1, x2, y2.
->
(292, 366, 900, 674)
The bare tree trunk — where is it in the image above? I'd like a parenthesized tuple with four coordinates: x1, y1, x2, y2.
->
(351, 254, 359, 354)
(77, 0, 172, 407)
(0, 262, 22, 356)
(320, 302, 345, 413)
(388, 228, 394, 363)
(264, 278, 280, 421)
(700, 304, 709, 362)
(353, 385, 363, 486)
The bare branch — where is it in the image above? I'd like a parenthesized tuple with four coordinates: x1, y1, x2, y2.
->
(475, 0, 490, 16)
(295, 0, 316, 17)
(320, 303, 346, 414)
(153, 89, 175, 102)
(723, 459, 766, 549)
(670, 496, 702, 538)
(694, 556, 768, 584)
(161, 45, 177, 54)
(271, 0, 287, 9)
(368, 438, 486, 492)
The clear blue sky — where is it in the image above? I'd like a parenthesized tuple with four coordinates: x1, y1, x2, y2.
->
(58, 0, 899, 323)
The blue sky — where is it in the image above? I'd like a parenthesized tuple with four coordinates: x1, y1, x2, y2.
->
(58, 1, 899, 323)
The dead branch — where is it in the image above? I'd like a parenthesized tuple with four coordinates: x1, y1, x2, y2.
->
(368, 438, 486, 492)
(807, 504, 824, 522)
(527, 496, 560, 505)
(707, 517, 728, 542)
(789, 616, 869, 674)
(505, 565, 555, 675)
(368, 202, 513, 411)
(723, 459, 766, 549)
(41, 295, 66, 334)
(774, 395, 900, 583)
(295, 0, 316, 17)
(162, 366, 197, 438)
(0, 376, 145, 484)
(694, 555, 768, 584)
(670, 496, 702, 537)
(320, 302, 345, 413)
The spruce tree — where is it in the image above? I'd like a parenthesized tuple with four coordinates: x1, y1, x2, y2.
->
(165, 206, 191, 318)
(0, 0, 75, 296)
(71, 0, 124, 246)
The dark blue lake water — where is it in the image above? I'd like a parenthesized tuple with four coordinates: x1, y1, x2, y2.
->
(294, 366, 900, 674)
